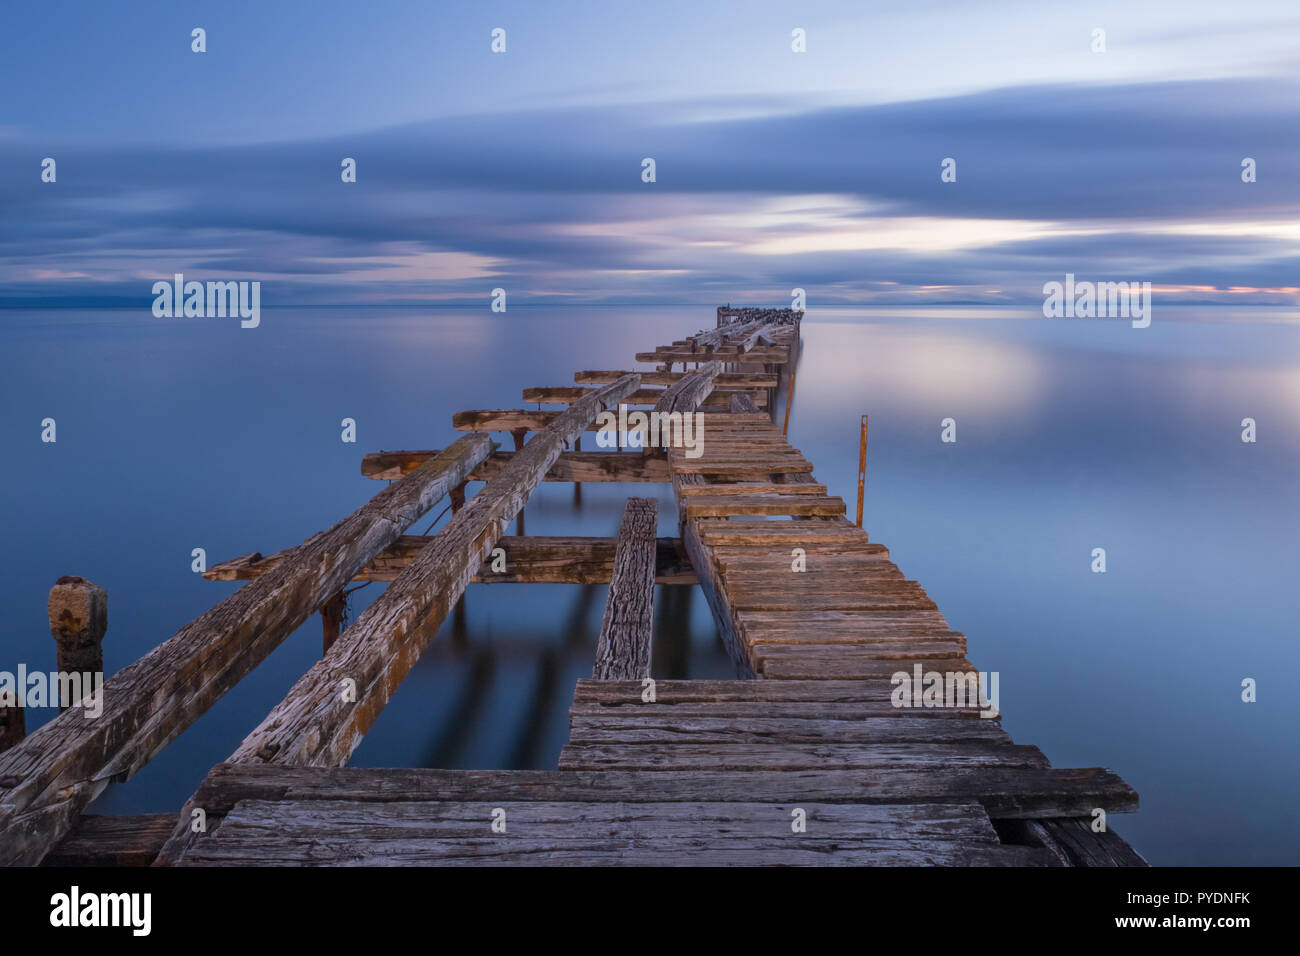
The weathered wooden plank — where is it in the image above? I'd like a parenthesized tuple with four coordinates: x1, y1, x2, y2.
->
(718, 552, 893, 573)
(43, 814, 174, 867)
(228, 375, 641, 770)
(683, 495, 846, 518)
(737, 609, 950, 628)
(164, 762, 1139, 819)
(592, 498, 657, 681)
(455, 409, 654, 433)
(576, 370, 778, 388)
(731, 595, 937, 613)
(1010, 818, 1149, 867)
(679, 482, 829, 497)
(654, 361, 721, 416)
(0, 433, 495, 866)
(574, 679, 907, 703)
(669, 460, 816, 476)
(690, 314, 774, 350)
(523, 386, 765, 408)
(750, 642, 968, 664)
(568, 700, 991, 719)
(206, 536, 695, 586)
(173, 799, 1051, 867)
(758, 658, 978, 681)
(566, 716, 1012, 745)
(362, 449, 670, 482)
(558, 742, 1048, 772)
(636, 346, 788, 364)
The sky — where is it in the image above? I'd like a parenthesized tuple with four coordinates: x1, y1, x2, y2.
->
(2, 0, 1299, 306)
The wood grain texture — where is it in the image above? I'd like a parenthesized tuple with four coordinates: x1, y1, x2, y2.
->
(207, 535, 695, 585)
(43, 814, 174, 867)
(362, 449, 670, 482)
(592, 498, 657, 680)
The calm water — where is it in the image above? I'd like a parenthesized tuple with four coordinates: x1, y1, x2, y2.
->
(2, 305, 1298, 865)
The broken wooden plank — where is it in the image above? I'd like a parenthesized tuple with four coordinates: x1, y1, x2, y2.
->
(0, 433, 495, 866)
(206, 536, 695, 586)
(592, 498, 657, 680)
(362, 449, 670, 482)
(1007, 818, 1149, 867)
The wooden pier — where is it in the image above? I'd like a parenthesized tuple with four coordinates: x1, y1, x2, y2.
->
(0, 306, 1143, 867)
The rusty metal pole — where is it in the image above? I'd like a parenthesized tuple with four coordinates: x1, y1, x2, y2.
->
(321, 590, 347, 654)
(856, 415, 869, 528)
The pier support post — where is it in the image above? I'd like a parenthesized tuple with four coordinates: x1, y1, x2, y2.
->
(449, 482, 466, 515)
(48, 577, 107, 708)
(321, 590, 347, 654)
(572, 436, 582, 506)
(0, 693, 23, 754)
(512, 430, 528, 534)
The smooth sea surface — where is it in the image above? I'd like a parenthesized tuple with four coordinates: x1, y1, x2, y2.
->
(2, 305, 1297, 865)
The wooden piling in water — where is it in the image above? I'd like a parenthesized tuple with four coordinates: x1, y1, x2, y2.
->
(48, 577, 107, 683)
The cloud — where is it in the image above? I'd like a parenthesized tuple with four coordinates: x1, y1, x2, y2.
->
(3, 78, 1299, 305)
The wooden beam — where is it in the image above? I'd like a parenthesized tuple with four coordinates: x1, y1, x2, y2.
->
(43, 814, 174, 867)
(682, 495, 846, 518)
(654, 361, 720, 416)
(690, 315, 772, 351)
(455, 409, 685, 433)
(738, 324, 779, 353)
(362, 449, 670, 482)
(1005, 818, 1149, 867)
(523, 386, 765, 408)
(729, 393, 760, 413)
(636, 346, 788, 364)
(206, 536, 696, 585)
(0, 433, 495, 866)
(592, 499, 657, 680)
(226, 374, 641, 771)
(576, 370, 777, 388)
(162, 761, 1139, 820)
